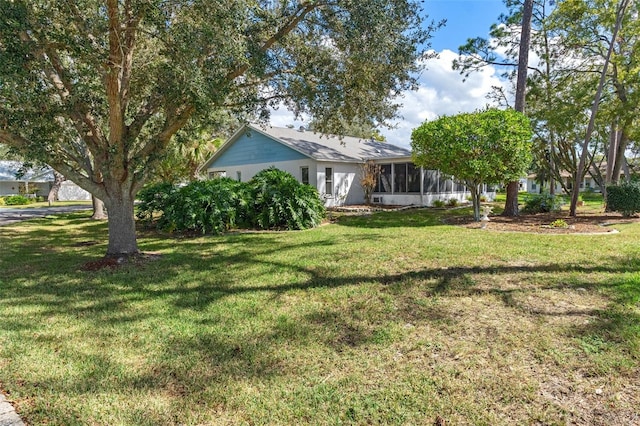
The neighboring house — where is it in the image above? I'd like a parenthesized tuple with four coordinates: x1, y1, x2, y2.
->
(0, 160, 91, 201)
(202, 124, 494, 207)
(0, 160, 52, 197)
(527, 171, 601, 194)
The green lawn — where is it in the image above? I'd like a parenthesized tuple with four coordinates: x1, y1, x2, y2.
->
(1, 207, 638, 425)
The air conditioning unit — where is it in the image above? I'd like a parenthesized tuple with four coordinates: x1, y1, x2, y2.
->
(372, 196, 383, 204)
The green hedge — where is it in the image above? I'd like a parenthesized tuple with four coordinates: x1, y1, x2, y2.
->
(606, 182, 640, 217)
(136, 169, 325, 234)
(249, 167, 325, 230)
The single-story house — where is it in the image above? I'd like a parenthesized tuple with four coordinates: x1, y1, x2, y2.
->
(0, 160, 91, 201)
(202, 124, 495, 207)
(0, 160, 52, 197)
(527, 171, 601, 194)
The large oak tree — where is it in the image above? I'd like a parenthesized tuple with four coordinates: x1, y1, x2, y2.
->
(0, 0, 438, 256)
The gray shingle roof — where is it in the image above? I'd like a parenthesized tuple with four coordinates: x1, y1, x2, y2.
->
(254, 124, 412, 162)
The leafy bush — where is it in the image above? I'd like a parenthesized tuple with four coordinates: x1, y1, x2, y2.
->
(432, 199, 445, 208)
(248, 167, 325, 230)
(3, 195, 31, 205)
(446, 198, 459, 207)
(549, 219, 568, 228)
(137, 169, 325, 234)
(606, 182, 640, 217)
(522, 192, 562, 214)
(0, 197, 5, 206)
(136, 182, 179, 224)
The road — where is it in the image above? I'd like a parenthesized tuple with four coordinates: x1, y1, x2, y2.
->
(0, 205, 93, 226)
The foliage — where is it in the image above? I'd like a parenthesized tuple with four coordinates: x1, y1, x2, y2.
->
(0, 197, 5, 206)
(136, 169, 325, 233)
(522, 192, 563, 214)
(0, 0, 438, 256)
(606, 182, 640, 217)
(3, 195, 31, 205)
(359, 161, 382, 205)
(446, 198, 459, 207)
(1, 208, 639, 425)
(432, 199, 446, 208)
(248, 168, 325, 230)
(138, 179, 251, 234)
(549, 219, 569, 228)
(135, 182, 180, 224)
(412, 108, 532, 220)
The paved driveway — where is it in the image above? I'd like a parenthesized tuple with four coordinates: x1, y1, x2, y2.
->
(0, 205, 92, 226)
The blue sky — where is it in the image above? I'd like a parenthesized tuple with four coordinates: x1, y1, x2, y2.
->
(424, 0, 508, 51)
(271, 0, 513, 147)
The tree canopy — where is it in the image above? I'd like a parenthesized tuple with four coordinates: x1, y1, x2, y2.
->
(0, 0, 440, 256)
(411, 108, 532, 220)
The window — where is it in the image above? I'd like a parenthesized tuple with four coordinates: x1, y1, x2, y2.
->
(376, 164, 392, 193)
(439, 175, 454, 193)
(325, 167, 333, 196)
(236, 171, 242, 182)
(301, 166, 309, 185)
(209, 171, 226, 179)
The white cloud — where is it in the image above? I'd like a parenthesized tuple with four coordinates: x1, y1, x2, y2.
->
(380, 49, 509, 147)
(268, 48, 510, 148)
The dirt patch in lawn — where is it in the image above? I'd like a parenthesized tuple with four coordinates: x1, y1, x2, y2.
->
(444, 211, 638, 234)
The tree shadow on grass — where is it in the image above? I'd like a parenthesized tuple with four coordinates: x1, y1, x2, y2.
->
(334, 207, 472, 229)
(2, 216, 640, 424)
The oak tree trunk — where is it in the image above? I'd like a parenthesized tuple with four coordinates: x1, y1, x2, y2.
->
(47, 170, 65, 205)
(91, 196, 108, 220)
(103, 191, 138, 257)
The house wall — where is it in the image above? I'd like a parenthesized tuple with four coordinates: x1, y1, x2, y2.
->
(0, 181, 50, 197)
(212, 130, 308, 167)
(317, 162, 363, 207)
(208, 159, 317, 187)
(527, 177, 601, 194)
(58, 181, 91, 201)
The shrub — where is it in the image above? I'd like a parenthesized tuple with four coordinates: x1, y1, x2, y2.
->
(171, 179, 251, 234)
(522, 192, 562, 214)
(136, 182, 179, 224)
(0, 197, 5, 206)
(248, 167, 325, 230)
(549, 219, 568, 228)
(606, 182, 640, 217)
(432, 199, 445, 208)
(446, 198, 459, 207)
(3, 195, 30, 205)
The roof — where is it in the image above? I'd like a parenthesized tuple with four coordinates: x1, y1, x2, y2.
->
(203, 124, 411, 169)
(0, 161, 54, 182)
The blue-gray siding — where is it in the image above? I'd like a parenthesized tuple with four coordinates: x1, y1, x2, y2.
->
(210, 131, 308, 167)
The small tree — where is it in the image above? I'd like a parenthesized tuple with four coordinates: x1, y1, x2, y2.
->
(411, 108, 532, 221)
(360, 160, 381, 205)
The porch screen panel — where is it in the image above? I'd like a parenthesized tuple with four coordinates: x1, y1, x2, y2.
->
(394, 163, 407, 193)
(423, 170, 438, 193)
(439, 175, 454, 193)
(376, 164, 392, 193)
(407, 163, 421, 193)
(455, 181, 466, 192)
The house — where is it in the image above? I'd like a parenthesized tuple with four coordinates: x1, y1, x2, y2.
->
(202, 124, 494, 207)
(0, 160, 52, 197)
(0, 160, 91, 201)
(527, 171, 601, 194)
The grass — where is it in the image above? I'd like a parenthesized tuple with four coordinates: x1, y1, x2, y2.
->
(1, 207, 639, 425)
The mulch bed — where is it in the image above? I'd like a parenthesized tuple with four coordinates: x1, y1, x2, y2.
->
(445, 212, 636, 234)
